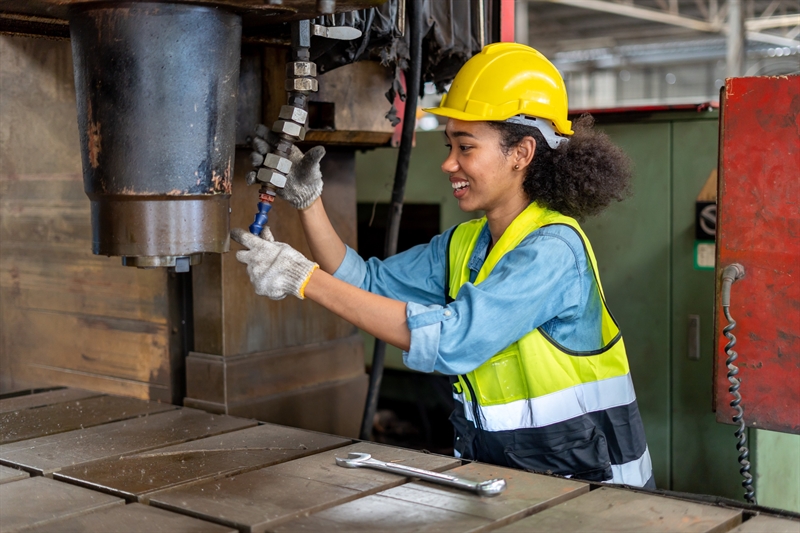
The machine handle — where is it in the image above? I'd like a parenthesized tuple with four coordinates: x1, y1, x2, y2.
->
(687, 315, 700, 361)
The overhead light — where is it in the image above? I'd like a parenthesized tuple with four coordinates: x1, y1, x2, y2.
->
(418, 115, 439, 131)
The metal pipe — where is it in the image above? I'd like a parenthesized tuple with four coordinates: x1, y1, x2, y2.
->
(515, 0, 529, 44)
(727, 0, 746, 77)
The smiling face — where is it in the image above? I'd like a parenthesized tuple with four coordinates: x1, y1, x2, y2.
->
(442, 119, 530, 216)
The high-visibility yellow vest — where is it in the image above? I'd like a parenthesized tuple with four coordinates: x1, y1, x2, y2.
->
(447, 202, 652, 487)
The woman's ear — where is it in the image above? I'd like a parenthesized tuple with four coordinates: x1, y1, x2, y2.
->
(515, 136, 536, 170)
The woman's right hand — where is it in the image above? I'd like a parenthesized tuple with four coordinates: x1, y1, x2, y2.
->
(246, 125, 326, 210)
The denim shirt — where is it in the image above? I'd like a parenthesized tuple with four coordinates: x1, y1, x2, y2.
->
(333, 221, 604, 375)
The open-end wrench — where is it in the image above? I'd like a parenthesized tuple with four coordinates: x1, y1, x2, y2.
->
(334, 452, 507, 497)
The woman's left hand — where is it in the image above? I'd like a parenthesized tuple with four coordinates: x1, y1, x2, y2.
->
(230, 227, 319, 300)
(246, 125, 325, 210)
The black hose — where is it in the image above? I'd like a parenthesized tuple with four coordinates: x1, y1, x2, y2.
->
(720, 263, 755, 504)
(359, 0, 424, 441)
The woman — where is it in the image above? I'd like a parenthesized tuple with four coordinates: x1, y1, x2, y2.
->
(232, 43, 654, 488)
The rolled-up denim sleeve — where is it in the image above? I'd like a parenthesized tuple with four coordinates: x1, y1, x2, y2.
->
(403, 301, 454, 372)
(332, 245, 368, 287)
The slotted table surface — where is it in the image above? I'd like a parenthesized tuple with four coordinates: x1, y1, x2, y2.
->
(0, 476, 123, 532)
(0, 464, 29, 485)
(0, 395, 175, 444)
(15, 503, 237, 533)
(730, 515, 800, 533)
(0, 388, 102, 414)
(149, 441, 462, 532)
(492, 486, 744, 533)
(1, 388, 798, 533)
(53, 423, 350, 502)
(0, 408, 257, 476)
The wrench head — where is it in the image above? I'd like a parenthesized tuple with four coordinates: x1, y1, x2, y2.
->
(334, 452, 372, 468)
(476, 478, 507, 497)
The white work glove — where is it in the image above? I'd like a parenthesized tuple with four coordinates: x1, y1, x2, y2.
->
(230, 227, 319, 300)
(247, 126, 326, 210)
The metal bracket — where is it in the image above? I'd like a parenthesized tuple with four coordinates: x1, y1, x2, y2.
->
(312, 24, 363, 40)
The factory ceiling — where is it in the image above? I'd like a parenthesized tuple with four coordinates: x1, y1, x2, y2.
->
(519, 0, 799, 71)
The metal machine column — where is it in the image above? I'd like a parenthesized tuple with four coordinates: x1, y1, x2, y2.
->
(70, 3, 241, 270)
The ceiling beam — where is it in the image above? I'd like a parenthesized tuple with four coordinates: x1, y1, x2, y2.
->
(531, 0, 719, 32)
(747, 30, 800, 46)
(529, 0, 799, 45)
(746, 14, 800, 31)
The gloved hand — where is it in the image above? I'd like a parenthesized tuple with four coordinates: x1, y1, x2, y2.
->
(231, 227, 319, 300)
(247, 125, 325, 210)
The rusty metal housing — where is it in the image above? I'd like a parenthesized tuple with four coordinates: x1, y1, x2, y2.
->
(1, 0, 384, 268)
(70, 3, 241, 268)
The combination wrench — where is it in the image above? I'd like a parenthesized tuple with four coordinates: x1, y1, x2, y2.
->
(334, 452, 507, 497)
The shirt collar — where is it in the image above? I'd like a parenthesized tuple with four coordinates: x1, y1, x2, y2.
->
(468, 223, 493, 274)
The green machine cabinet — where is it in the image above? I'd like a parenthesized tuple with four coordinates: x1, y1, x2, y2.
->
(580, 109, 740, 497)
(584, 108, 799, 508)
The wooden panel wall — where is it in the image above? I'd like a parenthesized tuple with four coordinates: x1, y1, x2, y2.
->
(0, 36, 178, 402)
(305, 60, 396, 146)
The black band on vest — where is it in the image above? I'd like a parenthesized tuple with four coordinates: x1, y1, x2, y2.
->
(444, 226, 457, 304)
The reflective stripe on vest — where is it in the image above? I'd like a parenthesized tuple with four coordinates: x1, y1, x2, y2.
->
(452, 373, 636, 431)
(606, 445, 653, 487)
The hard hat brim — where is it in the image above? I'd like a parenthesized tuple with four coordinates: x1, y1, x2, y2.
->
(423, 105, 575, 136)
(422, 106, 490, 122)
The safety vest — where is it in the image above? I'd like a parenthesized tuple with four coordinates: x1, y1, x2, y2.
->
(447, 202, 653, 487)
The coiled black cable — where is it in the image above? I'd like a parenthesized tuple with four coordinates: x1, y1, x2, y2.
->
(723, 305, 755, 504)
(720, 263, 755, 504)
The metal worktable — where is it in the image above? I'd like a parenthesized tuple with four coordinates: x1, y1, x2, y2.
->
(1, 389, 798, 532)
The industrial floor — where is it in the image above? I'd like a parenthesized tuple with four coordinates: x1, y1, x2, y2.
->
(0, 388, 798, 533)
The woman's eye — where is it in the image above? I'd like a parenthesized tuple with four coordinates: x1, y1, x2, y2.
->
(444, 144, 452, 149)
(460, 145, 472, 152)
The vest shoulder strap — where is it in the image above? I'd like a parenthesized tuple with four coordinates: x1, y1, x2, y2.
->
(444, 227, 457, 304)
(447, 218, 487, 300)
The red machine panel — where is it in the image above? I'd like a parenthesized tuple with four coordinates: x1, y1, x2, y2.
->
(714, 76, 800, 434)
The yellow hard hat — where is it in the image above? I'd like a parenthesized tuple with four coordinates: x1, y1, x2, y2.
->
(424, 42, 573, 137)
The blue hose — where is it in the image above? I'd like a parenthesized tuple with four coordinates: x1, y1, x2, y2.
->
(249, 201, 272, 236)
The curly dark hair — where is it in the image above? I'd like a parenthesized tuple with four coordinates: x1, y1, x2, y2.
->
(489, 114, 632, 220)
